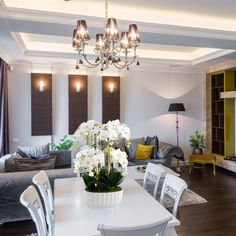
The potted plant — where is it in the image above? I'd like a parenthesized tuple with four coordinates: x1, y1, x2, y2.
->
(50, 136, 74, 168)
(73, 120, 130, 209)
(189, 130, 205, 154)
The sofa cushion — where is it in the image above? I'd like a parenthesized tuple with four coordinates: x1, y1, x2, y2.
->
(145, 136, 159, 159)
(126, 137, 145, 160)
(18, 144, 50, 158)
(135, 144, 153, 160)
(5, 155, 56, 172)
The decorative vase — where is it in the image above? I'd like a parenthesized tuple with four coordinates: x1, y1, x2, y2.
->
(85, 189, 123, 209)
(193, 148, 203, 154)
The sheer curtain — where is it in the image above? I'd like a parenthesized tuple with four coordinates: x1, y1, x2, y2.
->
(0, 59, 9, 156)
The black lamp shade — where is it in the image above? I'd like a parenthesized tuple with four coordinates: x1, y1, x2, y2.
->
(168, 103, 185, 112)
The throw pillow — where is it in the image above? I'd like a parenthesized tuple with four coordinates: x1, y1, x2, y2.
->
(16, 150, 31, 159)
(145, 136, 159, 159)
(113, 138, 127, 152)
(135, 144, 154, 160)
(0, 154, 11, 173)
(5, 155, 56, 172)
(126, 137, 145, 160)
(18, 144, 50, 158)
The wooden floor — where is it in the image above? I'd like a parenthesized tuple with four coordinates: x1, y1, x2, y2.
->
(1, 165, 236, 236)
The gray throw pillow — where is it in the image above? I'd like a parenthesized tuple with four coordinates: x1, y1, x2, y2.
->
(145, 136, 159, 159)
(126, 137, 145, 160)
(18, 144, 50, 158)
(113, 139, 127, 153)
(5, 155, 56, 172)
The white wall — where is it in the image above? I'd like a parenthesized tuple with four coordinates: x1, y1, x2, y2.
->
(8, 64, 204, 161)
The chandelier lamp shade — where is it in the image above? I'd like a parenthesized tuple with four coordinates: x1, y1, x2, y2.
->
(72, 0, 140, 71)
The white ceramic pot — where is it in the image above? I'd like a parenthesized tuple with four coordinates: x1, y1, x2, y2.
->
(85, 189, 123, 209)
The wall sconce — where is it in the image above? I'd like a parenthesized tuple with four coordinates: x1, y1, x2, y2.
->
(76, 81, 81, 93)
(39, 80, 45, 92)
(108, 83, 114, 93)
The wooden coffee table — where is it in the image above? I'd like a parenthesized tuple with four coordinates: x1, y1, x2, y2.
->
(189, 154, 216, 176)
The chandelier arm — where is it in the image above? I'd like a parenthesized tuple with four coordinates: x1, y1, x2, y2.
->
(81, 54, 102, 67)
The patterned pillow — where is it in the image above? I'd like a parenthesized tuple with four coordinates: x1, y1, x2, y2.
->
(5, 155, 56, 172)
(113, 138, 127, 152)
(126, 137, 145, 160)
(18, 144, 50, 158)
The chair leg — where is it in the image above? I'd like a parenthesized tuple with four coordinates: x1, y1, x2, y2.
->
(213, 162, 216, 176)
(189, 161, 192, 174)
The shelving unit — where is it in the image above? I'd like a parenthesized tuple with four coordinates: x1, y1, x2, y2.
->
(211, 73, 225, 155)
(209, 70, 235, 157)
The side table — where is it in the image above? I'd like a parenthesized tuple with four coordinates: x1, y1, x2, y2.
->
(189, 154, 216, 176)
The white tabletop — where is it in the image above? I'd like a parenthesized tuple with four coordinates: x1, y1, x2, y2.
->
(128, 164, 180, 180)
(54, 176, 180, 236)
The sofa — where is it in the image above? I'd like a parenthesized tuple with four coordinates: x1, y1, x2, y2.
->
(0, 137, 183, 224)
(0, 168, 76, 224)
(128, 141, 184, 166)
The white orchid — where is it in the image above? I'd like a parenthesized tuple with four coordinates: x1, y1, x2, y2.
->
(74, 148, 104, 175)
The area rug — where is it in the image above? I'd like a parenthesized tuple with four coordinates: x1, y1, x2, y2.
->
(164, 188, 207, 208)
(136, 179, 207, 208)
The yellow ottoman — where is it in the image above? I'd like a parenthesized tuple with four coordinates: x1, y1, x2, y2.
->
(189, 154, 216, 176)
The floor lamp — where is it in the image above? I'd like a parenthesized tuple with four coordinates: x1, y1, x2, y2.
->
(168, 103, 185, 172)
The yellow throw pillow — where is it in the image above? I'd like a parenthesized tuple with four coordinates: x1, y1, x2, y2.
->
(135, 144, 154, 160)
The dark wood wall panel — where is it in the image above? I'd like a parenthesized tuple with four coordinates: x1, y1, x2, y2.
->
(68, 74, 88, 134)
(102, 76, 120, 123)
(31, 73, 52, 136)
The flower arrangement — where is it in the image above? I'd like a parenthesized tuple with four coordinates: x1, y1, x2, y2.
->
(73, 120, 130, 193)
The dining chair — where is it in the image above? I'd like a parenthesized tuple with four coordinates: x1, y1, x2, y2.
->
(160, 173, 188, 217)
(97, 215, 172, 236)
(143, 163, 165, 199)
(20, 185, 47, 236)
(33, 170, 54, 236)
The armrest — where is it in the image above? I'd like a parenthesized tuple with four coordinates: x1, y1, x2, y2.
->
(157, 142, 185, 161)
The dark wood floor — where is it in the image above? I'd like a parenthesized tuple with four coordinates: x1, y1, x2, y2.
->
(1, 166, 236, 236)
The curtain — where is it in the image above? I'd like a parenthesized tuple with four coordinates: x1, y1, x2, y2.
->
(0, 59, 9, 156)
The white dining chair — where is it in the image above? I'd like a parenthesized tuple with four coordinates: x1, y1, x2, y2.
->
(97, 215, 172, 236)
(33, 170, 54, 236)
(160, 173, 188, 217)
(20, 185, 47, 236)
(143, 163, 165, 199)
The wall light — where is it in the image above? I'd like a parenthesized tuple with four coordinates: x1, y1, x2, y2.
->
(76, 81, 81, 93)
(39, 80, 45, 92)
(108, 83, 114, 93)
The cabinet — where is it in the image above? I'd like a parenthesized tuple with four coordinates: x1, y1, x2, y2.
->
(209, 70, 235, 156)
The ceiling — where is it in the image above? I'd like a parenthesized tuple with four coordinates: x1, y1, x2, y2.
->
(1, 0, 236, 69)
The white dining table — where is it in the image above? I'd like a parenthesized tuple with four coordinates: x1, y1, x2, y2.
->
(54, 175, 180, 236)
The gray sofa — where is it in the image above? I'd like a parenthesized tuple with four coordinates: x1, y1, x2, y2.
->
(0, 168, 76, 224)
(128, 142, 184, 166)
(0, 140, 183, 224)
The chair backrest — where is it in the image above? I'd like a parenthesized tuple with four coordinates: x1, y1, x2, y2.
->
(160, 173, 188, 217)
(143, 163, 165, 198)
(97, 215, 172, 236)
(33, 170, 54, 236)
(20, 185, 47, 236)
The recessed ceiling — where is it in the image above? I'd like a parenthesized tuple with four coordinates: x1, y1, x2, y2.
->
(1, 0, 236, 68)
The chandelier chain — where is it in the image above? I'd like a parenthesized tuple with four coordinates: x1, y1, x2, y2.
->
(105, 0, 108, 19)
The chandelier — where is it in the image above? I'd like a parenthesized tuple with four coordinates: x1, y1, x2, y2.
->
(72, 0, 140, 71)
